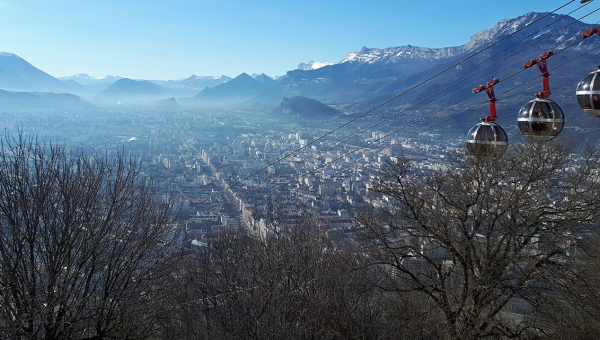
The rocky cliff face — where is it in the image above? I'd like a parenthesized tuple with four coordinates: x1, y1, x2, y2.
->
(341, 45, 459, 64)
(272, 96, 341, 119)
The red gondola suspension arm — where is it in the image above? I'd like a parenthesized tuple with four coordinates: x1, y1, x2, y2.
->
(582, 27, 600, 39)
(473, 78, 500, 122)
(524, 50, 553, 99)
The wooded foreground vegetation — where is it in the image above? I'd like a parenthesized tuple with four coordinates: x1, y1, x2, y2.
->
(1, 134, 600, 339)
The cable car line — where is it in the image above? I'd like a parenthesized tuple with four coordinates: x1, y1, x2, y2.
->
(194, 1, 587, 206)
(576, 25, 600, 116)
(262, 41, 600, 204)
(423, 43, 600, 146)
(356, 5, 596, 147)
(207, 37, 600, 211)
(262, 22, 600, 183)
(361, 6, 600, 142)
(437, 6, 599, 100)
(465, 17, 600, 156)
(197, 2, 596, 207)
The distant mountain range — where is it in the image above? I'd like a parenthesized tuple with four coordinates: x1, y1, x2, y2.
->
(253, 73, 279, 88)
(59, 74, 123, 85)
(193, 73, 270, 106)
(153, 75, 231, 88)
(95, 78, 164, 105)
(297, 60, 334, 71)
(253, 12, 600, 111)
(0, 11, 599, 130)
(0, 89, 94, 111)
(100, 78, 163, 96)
(0, 53, 83, 93)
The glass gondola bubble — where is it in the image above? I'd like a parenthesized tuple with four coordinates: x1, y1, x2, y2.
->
(576, 66, 600, 117)
(519, 50, 564, 141)
(466, 122, 508, 158)
(518, 98, 564, 141)
(468, 78, 507, 158)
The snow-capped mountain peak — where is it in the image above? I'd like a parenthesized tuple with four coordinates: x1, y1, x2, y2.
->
(185, 75, 228, 81)
(297, 60, 334, 71)
(340, 45, 459, 64)
(58, 74, 122, 85)
(338, 12, 581, 66)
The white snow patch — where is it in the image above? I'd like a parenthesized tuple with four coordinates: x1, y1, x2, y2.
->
(297, 60, 334, 70)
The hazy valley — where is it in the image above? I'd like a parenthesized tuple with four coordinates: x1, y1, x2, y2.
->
(2, 9, 600, 338)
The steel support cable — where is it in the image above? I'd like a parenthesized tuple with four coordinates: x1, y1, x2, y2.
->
(366, 28, 600, 151)
(204, 46, 597, 213)
(393, 24, 600, 135)
(238, 46, 597, 210)
(319, 6, 600, 154)
(220, 15, 597, 200)
(209, 38, 600, 211)
(330, 38, 600, 167)
(194, 1, 579, 206)
(416, 5, 600, 111)
(404, 42, 600, 145)
(294, 20, 600, 176)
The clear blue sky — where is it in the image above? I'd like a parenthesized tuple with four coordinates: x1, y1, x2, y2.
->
(0, 0, 598, 80)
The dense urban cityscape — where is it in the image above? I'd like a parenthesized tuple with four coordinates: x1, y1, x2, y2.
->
(3, 3, 600, 337)
(2, 107, 466, 248)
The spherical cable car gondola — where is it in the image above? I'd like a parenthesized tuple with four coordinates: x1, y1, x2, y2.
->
(466, 78, 508, 158)
(518, 51, 564, 141)
(576, 27, 600, 117)
(517, 98, 564, 141)
(575, 66, 600, 117)
(466, 122, 508, 158)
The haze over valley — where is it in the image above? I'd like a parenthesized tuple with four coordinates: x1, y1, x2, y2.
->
(3, 3, 600, 337)
(3, 11, 600, 218)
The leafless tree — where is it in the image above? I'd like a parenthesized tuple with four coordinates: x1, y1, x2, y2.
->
(358, 141, 600, 339)
(159, 208, 380, 340)
(0, 133, 178, 340)
(533, 231, 600, 339)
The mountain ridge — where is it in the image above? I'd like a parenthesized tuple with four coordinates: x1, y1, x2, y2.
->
(193, 73, 266, 106)
(251, 11, 598, 111)
(0, 11, 598, 115)
(0, 89, 94, 110)
(0, 53, 72, 92)
(99, 78, 164, 96)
